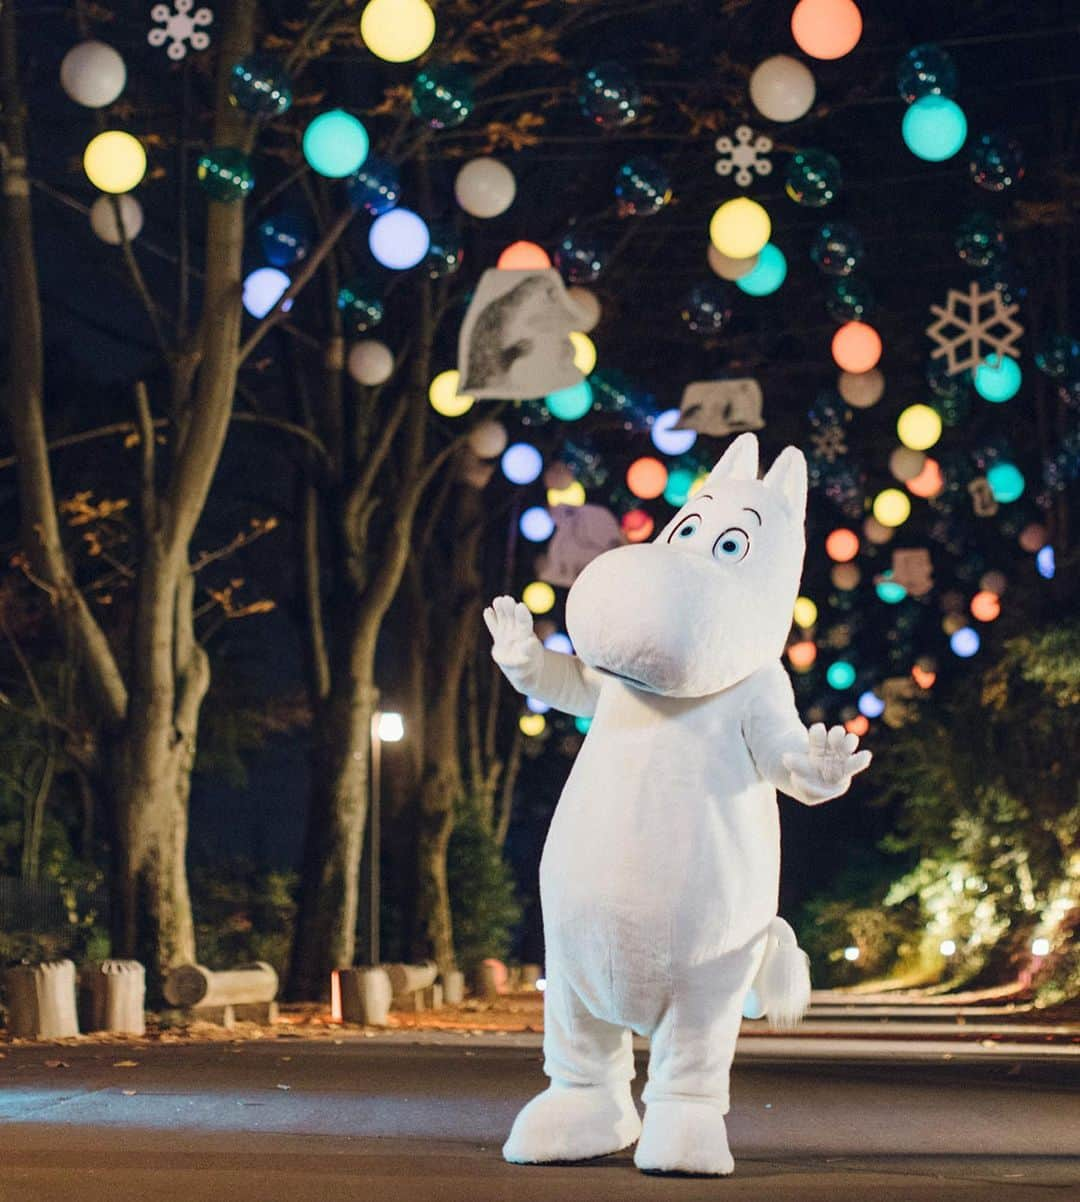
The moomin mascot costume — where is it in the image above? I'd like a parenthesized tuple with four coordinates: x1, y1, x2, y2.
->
(484, 433, 871, 1177)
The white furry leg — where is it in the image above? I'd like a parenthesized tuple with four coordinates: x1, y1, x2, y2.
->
(503, 1079, 641, 1164)
(634, 1098, 733, 1177)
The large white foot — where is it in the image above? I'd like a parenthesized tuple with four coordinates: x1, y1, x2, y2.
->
(634, 1098, 734, 1177)
(502, 1079, 641, 1164)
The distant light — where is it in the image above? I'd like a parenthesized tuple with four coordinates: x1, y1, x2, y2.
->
(243, 267, 293, 318)
(873, 488, 911, 528)
(709, 197, 771, 259)
(973, 354, 1021, 402)
(1036, 545, 1055, 579)
(825, 528, 859, 563)
(650, 409, 697, 455)
(544, 632, 574, 655)
(827, 660, 856, 690)
(987, 462, 1025, 503)
(742, 985, 766, 1020)
(526, 696, 550, 714)
(569, 331, 597, 376)
(622, 509, 654, 543)
(875, 573, 908, 605)
(950, 627, 980, 657)
(858, 690, 885, 718)
(897, 403, 942, 451)
(663, 467, 697, 507)
(793, 596, 818, 629)
(545, 381, 593, 421)
(736, 242, 787, 296)
(626, 457, 668, 500)
(574, 715, 591, 734)
(912, 663, 937, 689)
(907, 456, 944, 498)
(369, 208, 430, 269)
(520, 507, 555, 542)
(519, 712, 546, 737)
(497, 240, 550, 270)
(547, 480, 586, 507)
(845, 714, 870, 736)
(360, 0, 436, 63)
(970, 590, 1001, 622)
(522, 581, 555, 614)
(1031, 937, 1050, 957)
(83, 130, 146, 194)
(502, 443, 543, 485)
(787, 640, 817, 672)
(303, 110, 369, 177)
(376, 712, 405, 742)
(843, 945, 860, 962)
(832, 321, 882, 373)
(536, 977, 547, 991)
(902, 95, 967, 162)
(428, 369, 474, 417)
(940, 939, 957, 957)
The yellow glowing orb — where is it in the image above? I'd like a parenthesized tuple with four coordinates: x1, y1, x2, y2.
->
(569, 331, 597, 376)
(83, 130, 146, 194)
(547, 480, 586, 507)
(428, 369, 475, 417)
(873, 488, 912, 528)
(519, 712, 546, 737)
(896, 403, 942, 451)
(793, 595, 818, 629)
(709, 197, 771, 260)
(360, 0, 436, 62)
(522, 581, 556, 614)
(689, 471, 709, 497)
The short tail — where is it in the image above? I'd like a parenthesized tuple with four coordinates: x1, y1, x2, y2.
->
(751, 916, 812, 1031)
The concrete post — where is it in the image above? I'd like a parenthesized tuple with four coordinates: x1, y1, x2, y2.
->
(338, 966, 392, 1026)
(79, 960, 146, 1035)
(3, 960, 79, 1039)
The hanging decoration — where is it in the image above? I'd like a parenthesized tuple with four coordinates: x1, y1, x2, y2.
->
(708, 244, 759, 281)
(676, 379, 764, 436)
(566, 286, 601, 331)
(89, 194, 143, 244)
(896, 44, 957, 103)
(837, 368, 883, 408)
(346, 156, 401, 215)
(428, 370, 475, 417)
(650, 409, 697, 456)
(626, 457, 668, 499)
(785, 149, 842, 208)
(578, 61, 641, 127)
(60, 41, 127, 108)
(902, 95, 968, 161)
(303, 110, 369, 178)
(229, 54, 293, 117)
(545, 381, 593, 422)
(454, 157, 516, 218)
(748, 55, 815, 122)
(1034, 334, 1079, 380)
(736, 243, 787, 296)
(337, 276, 384, 331)
(411, 63, 474, 129)
(569, 331, 597, 375)
(926, 282, 1023, 376)
(423, 221, 464, 279)
(148, 0, 212, 60)
(709, 197, 771, 259)
(501, 442, 543, 485)
(360, 0, 436, 63)
(614, 157, 672, 217)
(537, 505, 624, 588)
(969, 132, 1025, 192)
(967, 476, 998, 516)
(554, 230, 609, 284)
(832, 321, 882, 372)
(458, 268, 584, 399)
(973, 353, 1022, 402)
(713, 126, 773, 188)
(242, 268, 291, 318)
(810, 222, 864, 276)
(369, 208, 430, 270)
(468, 420, 508, 460)
(348, 340, 394, 386)
(84, 130, 146, 194)
(826, 276, 875, 323)
(621, 510, 654, 543)
(196, 146, 254, 201)
(681, 282, 734, 335)
(791, 0, 863, 60)
(497, 241, 550, 271)
(954, 211, 1005, 267)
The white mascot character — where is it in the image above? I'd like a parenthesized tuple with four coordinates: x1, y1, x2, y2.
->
(484, 433, 871, 1177)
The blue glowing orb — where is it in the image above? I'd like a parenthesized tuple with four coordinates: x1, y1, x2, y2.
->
(1036, 545, 1055, 579)
(736, 242, 788, 297)
(544, 632, 574, 655)
(526, 696, 551, 714)
(650, 408, 697, 456)
(303, 110, 369, 178)
(857, 690, 885, 719)
(242, 267, 293, 318)
(987, 461, 1025, 503)
(501, 442, 543, 485)
(826, 660, 856, 690)
(973, 354, 1021, 402)
(520, 506, 555, 542)
(742, 986, 765, 1020)
(902, 95, 968, 162)
(368, 208, 430, 270)
(950, 626, 980, 657)
(545, 381, 593, 421)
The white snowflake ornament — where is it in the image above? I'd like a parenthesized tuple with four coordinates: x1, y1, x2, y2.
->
(926, 282, 1023, 377)
(810, 423, 848, 463)
(714, 126, 773, 187)
(148, 0, 213, 61)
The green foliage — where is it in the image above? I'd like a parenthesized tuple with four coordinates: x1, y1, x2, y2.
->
(190, 859, 298, 978)
(447, 802, 522, 977)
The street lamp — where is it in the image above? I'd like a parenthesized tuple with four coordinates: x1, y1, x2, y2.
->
(365, 710, 404, 967)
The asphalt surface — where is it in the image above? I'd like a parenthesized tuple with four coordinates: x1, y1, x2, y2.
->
(0, 1037, 1077, 1201)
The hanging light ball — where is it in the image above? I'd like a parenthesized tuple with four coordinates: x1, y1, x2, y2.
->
(906, 457, 944, 498)
(545, 381, 593, 422)
(858, 690, 885, 719)
(555, 230, 609, 285)
(896, 404, 942, 451)
(497, 241, 551, 270)
(519, 712, 546, 737)
(547, 480, 586, 507)
(242, 267, 292, 318)
(832, 562, 860, 590)
(454, 157, 516, 218)
(303, 110, 369, 178)
(969, 132, 1025, 192)
(837, 368, 884, 409)
(825, 528, 859, 562)
(787, 641, 817, 672)
(60, 40, 127, 108)
(501, 443, 543, 485)
(569, 331, 597, 376)
(736, 243, 787, 296)
(902, 95, 968, 162)
(793, 596, 818, 628)
(875, 573, 907, 604)
(428, 370, 475, 417)
(977, 258, 1027, 309)
(709, 197, 771, 259)
(1033, 334, 1080, 380)
(360, 0, 436, 63)
(889, 446, 926, 482)
(970, 591, 1001, 622)
(987, 461, 1025, 503)
(258, 213, 311, 268)
(811, 222, 864, 276)
(626, 457, 668, 499)
(708, 245, 759, 281)
(873, 488, 911, 528)
(348, 340, 394, 386)
(369, 208, 430, 270)
(89, 194, 143, 244)
(567, 286, 601, 332)
(896, 44, 957, 104)
(681, 282, 734, 336)
(664, 467, 697, 507)
(346, 156, 401, 216)
(468, 420, 508, 459)
(578, 61, 641, 128)
(520, 507, 555, 542)
(422, 221, 464, 279)
(950, 627, 980, 657)
(337, 276, 384, 331)
(832, 321, 882, 372)
(955, 211, 1005, 267)
(748, 55, 816, 123)
(791, 0, 863, 60)
(229, 54, 293, 117)
(785, 148, 842, 208)
(973, 353, 1022, 402)
(622, 509, 654, 543)
(826, 660, 857, 690)
(650, 409, 697, 456)
(523, 581, 556, 614)
(196, 146, 253, 202)
(84, 130, 146, 194)
(614, 157, 672, 217)
(1019, 522, 1048, 553)
(411, 63, 473, 129)
(826, 276, 874, 323)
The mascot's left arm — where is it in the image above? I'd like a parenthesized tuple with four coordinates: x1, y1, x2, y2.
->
(743, 660, 872, 805)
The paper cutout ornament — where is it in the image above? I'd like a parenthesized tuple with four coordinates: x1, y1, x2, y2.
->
(927, 282, 1023, 376)
(714, 126, 773, 188)
(537, 504, 624, 588)
(148, 0, 212, 60)
(674, 379, 764, 436)
(890, 548, 934, 596)
(967, 475, 998, 517)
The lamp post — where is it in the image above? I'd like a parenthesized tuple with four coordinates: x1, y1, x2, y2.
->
(366, 710, 404, 967)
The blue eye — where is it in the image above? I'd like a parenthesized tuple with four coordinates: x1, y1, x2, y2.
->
(713, 527, 750, 562)
(668, 514, 702, 542)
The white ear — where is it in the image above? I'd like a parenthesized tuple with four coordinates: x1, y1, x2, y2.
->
(707, 432, 759, 484)
(763, 446, 808, 517)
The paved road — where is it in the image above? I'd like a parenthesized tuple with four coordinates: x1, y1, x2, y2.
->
(0, 1037, 1076, 1201)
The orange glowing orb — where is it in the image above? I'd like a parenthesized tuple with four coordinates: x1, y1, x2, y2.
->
(844, 714, 870, 736)
(792, 0, 863, 60)
(906, 456, 944, 498)
(831, 321, 882, 373)
(621, 509, 655, 543)
(970, 590, 1001, 622)
(626, 456, 668, 499)
(825, 528, 859, 563)
(497, 240, 551, 270)
(911, 664, 936, 689)
(787, 640, 817, 672)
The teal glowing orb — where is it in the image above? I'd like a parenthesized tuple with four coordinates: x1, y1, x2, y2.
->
(973, 354, 1021, 402)
(663, 467, 696, 507)
(826, 660, 856, 690)
(303, 110, 370, 178)
(736, 242, 787, 297)
(987, 461, 1025, 502)
(544, 380, 593, 421)
(875, 572, 908, 604)
(574, 715, 592, 734)
(902, 95, 967, 162)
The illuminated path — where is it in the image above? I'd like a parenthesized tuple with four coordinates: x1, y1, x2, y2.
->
(0, 1038, 1076, 1200)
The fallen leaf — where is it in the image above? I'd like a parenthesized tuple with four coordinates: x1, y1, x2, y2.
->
(113, 1060, 139, 1068)
(44, 1060, 70, 1069)
(275, 1083, 291, 1091)
(121, 1090, 137, 1097)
